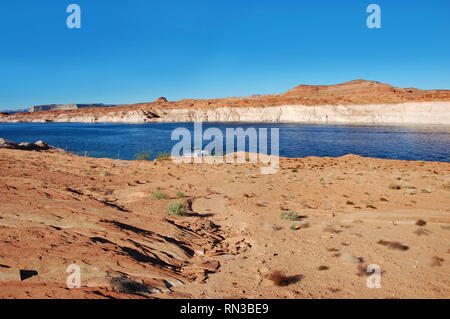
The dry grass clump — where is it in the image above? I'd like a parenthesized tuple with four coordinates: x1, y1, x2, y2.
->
(416, 219, 427, 226)
(377, 240, 409, 251)
(280, 210, 304, 221)
(267, 270, 302, 286)
(356, 264, 370, 277)
(431, 256, 444, 267)
(443, 181, 450, 191)
(414, 228, 431, 236)
(389, 183, 401, 190)
(168, 202, 187, 216)
(151, 190, 168, 200)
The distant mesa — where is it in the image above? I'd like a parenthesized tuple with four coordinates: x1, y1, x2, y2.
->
(282, 79, 395, 97)
(154, 97, 168, 103)
(29, 103, 117, 112)
(1, 109, 29, 115)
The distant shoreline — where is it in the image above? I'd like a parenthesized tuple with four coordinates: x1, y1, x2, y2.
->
(1, 102, 450, 126)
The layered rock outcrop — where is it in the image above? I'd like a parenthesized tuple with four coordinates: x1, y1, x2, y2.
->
(154, 102, 450, 125)
(1, 80, 449, 125)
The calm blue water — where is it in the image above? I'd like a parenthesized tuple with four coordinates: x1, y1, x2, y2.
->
(0, 123, 449, 162)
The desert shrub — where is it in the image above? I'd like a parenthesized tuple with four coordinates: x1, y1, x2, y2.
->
(416, 219, 427, 226)
(136, 150, 152, 161)
(156, 152, 170, 160)
(280, 210, 300, 221)
(168, 202, 186, 216)
(443, 181, 450, 191)
(151, 190, 167, 200)
(268, 270, 302, 286)
(177, 192, 186, 198)
(389, 183, 401, 190)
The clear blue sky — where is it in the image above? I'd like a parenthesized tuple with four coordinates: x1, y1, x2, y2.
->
(0, 0, 449, 110)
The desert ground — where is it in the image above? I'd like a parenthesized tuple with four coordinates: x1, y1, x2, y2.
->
(0, 147, 449, 299)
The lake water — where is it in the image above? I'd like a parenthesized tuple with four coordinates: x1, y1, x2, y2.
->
(0, 122, 449, 162)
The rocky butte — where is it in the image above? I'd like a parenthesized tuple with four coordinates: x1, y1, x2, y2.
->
(1, 80, 449, 124)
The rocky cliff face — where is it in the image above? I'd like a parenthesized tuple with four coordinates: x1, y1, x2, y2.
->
(2, 80, 449, 125)
(153, 102, 450, 125)
(2, 102, 448, 125)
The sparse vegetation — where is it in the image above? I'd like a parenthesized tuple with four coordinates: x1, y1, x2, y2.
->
(267, 270, 302, 286)
(416, 219, 427, 226)
(443, 181, 450, 191)
(280, 210, 301, 221)
(176, 192, 186, 198)
(377, 239, 409, 251)
(135, 150, 152, 161)
(151, 190, 168, 200)
(103, 171, 111, 177)
(431, 256, 444, 267)
(156, 152, 171, 161)
(290, 223, 298, 230)
(389, 183, 401, 190)
(168, 202, 186, 216)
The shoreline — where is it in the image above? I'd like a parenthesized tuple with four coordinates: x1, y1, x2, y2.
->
(2, 101, 450, 125)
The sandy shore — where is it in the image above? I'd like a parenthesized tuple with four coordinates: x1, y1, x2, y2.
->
(0, 148, 449, 299)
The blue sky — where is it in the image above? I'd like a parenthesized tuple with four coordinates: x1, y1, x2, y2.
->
(0, 0, 449, 110)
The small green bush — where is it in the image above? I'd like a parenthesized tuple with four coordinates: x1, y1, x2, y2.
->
(156, 152, 170, 160)
(151, 190, 168, 200)
(280, 210, 300, 221)
(136, 150, 152, 161)
(168, 202, 186, 216)
(177, 192, 186, 198)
